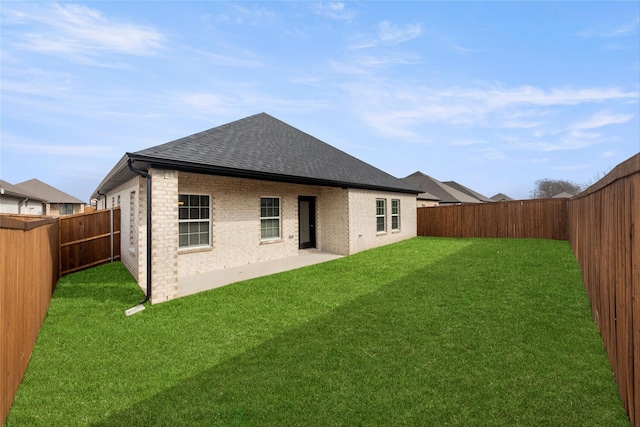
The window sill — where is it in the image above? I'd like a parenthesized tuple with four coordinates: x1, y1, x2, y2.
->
(260, 238, 283, 245)
(392, 229, 401, 234)
(179, 246, 213, 255)
(376, 232, 387, 236)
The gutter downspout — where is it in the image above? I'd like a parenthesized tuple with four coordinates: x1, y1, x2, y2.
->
(127, 158, 152, 305)
(97, 191, 107, 210)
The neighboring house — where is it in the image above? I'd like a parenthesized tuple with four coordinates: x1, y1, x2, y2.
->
(0, 179, 46, 215)
(416, 191, 440, 207)
(402, 172, 485, 206)
(442, 181, 493, 203)
(553, 192, 575, 198)
(92, 113, 421, 304)
(14, 179, 85, 216)
(491, 193, 514, 202)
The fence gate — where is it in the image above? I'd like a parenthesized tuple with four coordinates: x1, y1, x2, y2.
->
(59, 208, 121, 276)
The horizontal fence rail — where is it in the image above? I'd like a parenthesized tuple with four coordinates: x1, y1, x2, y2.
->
(568, 153, 639, 426)
(417, 198, 568, 240)
(59, 208, 121, 276)
(1, 208, 121, 424)
(0, 215, 59, 424)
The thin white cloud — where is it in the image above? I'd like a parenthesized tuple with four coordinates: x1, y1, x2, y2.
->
(451, 139, 488, 146)
(567, 111, 633, 130)
(312, 2, 357, 21)
(577, 18, 640, 38)
(2, 139, 114, 157)
(349, 20, 422, 49)
(4, 3, 164, 61)
(342, 81, 638, 150)
(377, 21, 422, 45)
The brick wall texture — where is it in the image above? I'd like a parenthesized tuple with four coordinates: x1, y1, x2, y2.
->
(108, 170, 417, 303)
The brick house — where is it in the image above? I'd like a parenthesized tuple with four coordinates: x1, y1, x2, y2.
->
(92, 113, 420, 304)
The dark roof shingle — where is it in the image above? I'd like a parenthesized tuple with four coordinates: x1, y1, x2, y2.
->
(128, 113, 419, 193)
(15, 179, 84, 204)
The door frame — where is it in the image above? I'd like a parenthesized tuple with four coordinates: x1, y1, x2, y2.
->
(298, 196, 316, 249)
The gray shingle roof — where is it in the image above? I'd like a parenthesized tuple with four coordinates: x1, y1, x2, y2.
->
(125, 113, 419, 194)
(15, 179, 84, 204)
(490, 193, 514, 202)
(402, 172, 483, 204)
(442, 181, 493, 203)
(0, 179, 44, 200)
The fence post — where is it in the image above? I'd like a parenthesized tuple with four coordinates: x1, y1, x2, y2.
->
(110, 207, 114, 262)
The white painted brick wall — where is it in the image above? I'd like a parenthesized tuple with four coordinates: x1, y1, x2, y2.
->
(347, 189, 417, 254)
(110, 170, 417, 304)
(150, 169, 179, 304)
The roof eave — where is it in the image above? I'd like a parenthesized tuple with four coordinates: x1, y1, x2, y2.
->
(127, 154, 420, 195)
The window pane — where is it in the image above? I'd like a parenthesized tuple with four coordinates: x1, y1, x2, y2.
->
(392, 216, 399, 230)
(179, 194, 211, 248)
(377, 217, 385, 232)
(261, 218, 280, 239)
(392, 200, 399, 214)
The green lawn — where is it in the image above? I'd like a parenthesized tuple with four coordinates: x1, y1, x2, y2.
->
(5, 237, 628, 426)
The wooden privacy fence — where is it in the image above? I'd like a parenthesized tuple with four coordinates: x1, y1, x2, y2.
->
(1, 208, 121, 424)
(417, 198, 568, 240)
(59, 208, 121, 276)
(568, 153, 639, 426)
(0, 215, 59, 424)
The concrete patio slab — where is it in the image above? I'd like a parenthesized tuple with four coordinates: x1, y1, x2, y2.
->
(177, 251, 343, 298)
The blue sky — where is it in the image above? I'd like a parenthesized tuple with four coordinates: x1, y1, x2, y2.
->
(1, 1, 638, 202)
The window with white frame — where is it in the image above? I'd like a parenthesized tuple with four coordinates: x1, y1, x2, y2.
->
(178, 194, 210, 249)
(376, 199, 386, 233)
(391, 199, 400, 231)
(260, 197, 281, 240)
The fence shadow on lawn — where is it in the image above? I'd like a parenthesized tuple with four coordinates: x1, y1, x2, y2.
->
(92, 239, 627, 427)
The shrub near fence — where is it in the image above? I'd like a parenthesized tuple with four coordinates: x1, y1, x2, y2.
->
(0, 215, 59, 424)
(568, 153, 639, 427)
(417, 197, 568, 240)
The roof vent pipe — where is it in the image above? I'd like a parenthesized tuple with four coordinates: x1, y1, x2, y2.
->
(127, 158, 152, 305)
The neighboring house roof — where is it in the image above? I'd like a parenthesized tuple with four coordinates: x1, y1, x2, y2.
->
(416, 191, 440, 201)
(490, 193, 514, 202)
(442, 180, 493, 203)
(553, 192, 574, 198)
(15, 179, 85, 204)
(0, 179, 45, 200)
(93, 113, 421, 197)
(401, 172, 483, 204)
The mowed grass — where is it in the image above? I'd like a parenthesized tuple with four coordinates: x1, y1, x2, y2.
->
(5, 237, 628, 426)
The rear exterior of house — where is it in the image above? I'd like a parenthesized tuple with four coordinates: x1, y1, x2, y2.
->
(94, 113, 419, 304)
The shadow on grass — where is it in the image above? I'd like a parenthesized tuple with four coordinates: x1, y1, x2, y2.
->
(91, 241, 628, 427)
(54, 262, 143, 305)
